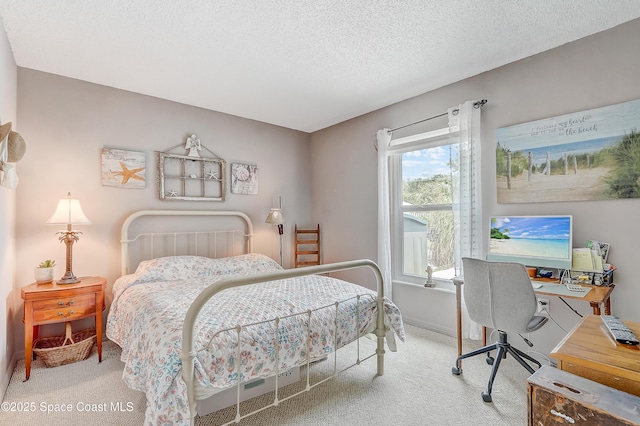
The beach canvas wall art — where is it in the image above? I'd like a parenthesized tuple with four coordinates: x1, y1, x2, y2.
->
(496, 98, 640, 203)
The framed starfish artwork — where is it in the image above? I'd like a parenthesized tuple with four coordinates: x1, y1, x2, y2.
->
(101, 148, 146, 189)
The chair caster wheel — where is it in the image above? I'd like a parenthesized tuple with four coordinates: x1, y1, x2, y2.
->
(451, 366, 462, 375)
(482, 391, 492, 403)
(486, 356, 494, 365)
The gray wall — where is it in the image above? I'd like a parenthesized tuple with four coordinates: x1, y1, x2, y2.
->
(0, 18, 17, 398)
(311, 19, 640, 354)
(12, 69, 313, 355)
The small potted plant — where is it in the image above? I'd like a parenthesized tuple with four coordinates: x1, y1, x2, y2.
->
(35, 259, 56, 284)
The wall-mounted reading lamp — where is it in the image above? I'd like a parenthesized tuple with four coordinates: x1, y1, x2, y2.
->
(265, 198, 286, 266)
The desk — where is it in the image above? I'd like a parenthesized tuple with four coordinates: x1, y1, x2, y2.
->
(533, 279, 614, 315)
(550, 314, 640, 397)
(452, 277, 615, 358)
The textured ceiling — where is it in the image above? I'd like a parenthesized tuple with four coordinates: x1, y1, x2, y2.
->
(1, 1, 640, 132)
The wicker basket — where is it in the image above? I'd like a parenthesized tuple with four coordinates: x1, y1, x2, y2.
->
(33, 322, 96, 368)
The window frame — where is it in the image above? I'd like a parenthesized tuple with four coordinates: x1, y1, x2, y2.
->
(389, 127, 456, 287)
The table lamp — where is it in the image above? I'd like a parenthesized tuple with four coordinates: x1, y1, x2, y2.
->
(47, 192, 91, 284)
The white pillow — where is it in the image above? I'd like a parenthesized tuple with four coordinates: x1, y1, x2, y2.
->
(132, 253, 282, 283)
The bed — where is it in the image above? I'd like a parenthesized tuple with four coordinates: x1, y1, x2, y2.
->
(106, 210, 405, 426)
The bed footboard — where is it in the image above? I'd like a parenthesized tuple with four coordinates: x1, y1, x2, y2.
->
(180, 259, 386, 425)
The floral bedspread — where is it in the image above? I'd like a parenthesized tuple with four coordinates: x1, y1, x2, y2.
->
(106, 253, 404, 426)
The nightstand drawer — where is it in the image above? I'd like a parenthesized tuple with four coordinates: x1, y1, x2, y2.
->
(33, 304, 97, 323)
(32, 293, 95, 311)
(32, 294, 96, 323)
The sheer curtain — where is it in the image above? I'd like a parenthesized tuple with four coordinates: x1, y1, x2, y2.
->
(376, 128, 393, 300)
(376, 100, 483, 337)
(449, 100, 483, 340)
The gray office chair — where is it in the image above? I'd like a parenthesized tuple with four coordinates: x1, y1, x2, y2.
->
(451, 257, 548, 402)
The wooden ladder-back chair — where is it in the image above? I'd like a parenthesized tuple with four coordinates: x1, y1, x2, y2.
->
(294, 224, 321, 268)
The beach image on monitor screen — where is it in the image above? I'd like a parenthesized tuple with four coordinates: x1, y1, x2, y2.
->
(489, 216, 572, 261)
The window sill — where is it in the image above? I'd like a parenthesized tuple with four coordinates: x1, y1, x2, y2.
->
(392, 279, 455, 294)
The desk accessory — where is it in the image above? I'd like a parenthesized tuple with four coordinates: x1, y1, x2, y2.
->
(566, 284, 585, 292)
(531, 281, 543, 289)
(601, 315, 639, 345)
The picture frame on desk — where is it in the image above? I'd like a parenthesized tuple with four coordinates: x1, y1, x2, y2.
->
(586, 240, 611, 263)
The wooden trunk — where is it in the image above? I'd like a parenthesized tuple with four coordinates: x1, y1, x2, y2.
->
(528, 366, 640, 425)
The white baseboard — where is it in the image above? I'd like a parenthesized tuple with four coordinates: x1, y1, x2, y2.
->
(1, 351, 21, 401)
(402, 316, 456, 337)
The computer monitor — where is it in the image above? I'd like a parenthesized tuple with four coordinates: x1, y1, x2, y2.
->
(487, 215, 573, 270)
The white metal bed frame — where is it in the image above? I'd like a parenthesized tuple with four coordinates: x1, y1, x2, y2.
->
(120, 210, 254, 275)
(119, 210, 387, 426)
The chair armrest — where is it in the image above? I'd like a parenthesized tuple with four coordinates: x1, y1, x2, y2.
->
(452, 276, 464, 286)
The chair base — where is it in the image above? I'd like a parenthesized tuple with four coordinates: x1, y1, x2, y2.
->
(452, 330, 541, 403)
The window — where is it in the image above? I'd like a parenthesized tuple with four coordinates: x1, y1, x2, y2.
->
(379, 100, 483, 293)
(390, 129, 458, 285)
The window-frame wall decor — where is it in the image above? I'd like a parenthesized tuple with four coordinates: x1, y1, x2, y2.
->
(157, 134, 226, 201)
(101, 148, 146, 189)
(496, 98, 640, 203)
(230, 162, 258, 195)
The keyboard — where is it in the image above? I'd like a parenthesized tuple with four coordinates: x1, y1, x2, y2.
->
(566, 284, 585, 292)
(601, 315, 640, 345)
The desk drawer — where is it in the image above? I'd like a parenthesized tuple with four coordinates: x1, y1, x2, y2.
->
(32, 294, 96, 323)
(561, 362, 640, 397)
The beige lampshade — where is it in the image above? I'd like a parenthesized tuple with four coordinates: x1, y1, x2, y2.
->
(265, 208, 285, 225)
(47, 193, 91, 225)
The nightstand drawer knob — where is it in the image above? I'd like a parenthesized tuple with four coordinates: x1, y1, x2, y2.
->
(68, 310, 74, 315)
(58, 312, 63, 316)
(68, 300, 74, 305)
(58, 301, 63, 306)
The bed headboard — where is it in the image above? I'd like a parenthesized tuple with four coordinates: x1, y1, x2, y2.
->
(120, 210, 254, 275)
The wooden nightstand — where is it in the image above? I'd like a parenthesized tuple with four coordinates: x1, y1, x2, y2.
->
(21, 276, 106, 380)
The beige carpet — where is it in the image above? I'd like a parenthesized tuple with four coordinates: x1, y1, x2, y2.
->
(1, 325, 531, 425)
